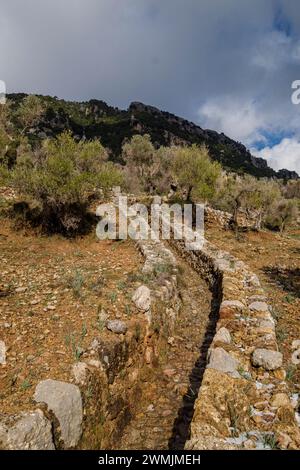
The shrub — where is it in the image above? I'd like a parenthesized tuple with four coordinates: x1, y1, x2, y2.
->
(265, 198, 298, 234)
(170, 144, 221, 202)
(7, 131, 123, 234)
(17, 95, 45, 134)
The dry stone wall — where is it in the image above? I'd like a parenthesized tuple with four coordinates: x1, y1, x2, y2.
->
(165, 217, 300, 450)
(0, 207, 181, 450)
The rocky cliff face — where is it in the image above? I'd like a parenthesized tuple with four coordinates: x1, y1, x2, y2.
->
(7, 94, 299, 179)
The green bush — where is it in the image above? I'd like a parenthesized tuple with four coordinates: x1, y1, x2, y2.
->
(6, 131, 123, 234)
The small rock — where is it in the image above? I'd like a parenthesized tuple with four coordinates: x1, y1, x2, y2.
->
(15, 287, 27, 293)
(220, 300, 245, 310)
(86, 359, 102, 369)
(270, 393, 291, 408)
(248, 301, 269, 312)
(145, 347, 152, 364)
(34, 379, 82, 448)
(167, 337, 175, 346)
(252, 415, 262, 424)
(273, 368, 286, 380)
(72, 362, 88, 385)
(253, 401, 269, 411)
(146, 404, 155, 412)
(0, 340, 6, 365)
(292, 339, 300, 350)
(207, 347, 240, 378)
(163, 368, 176, 377)
(243, 439, 256, 449)
(132, 285, 151, 312)
(276, 432, 292, 450)
(251, 348, 283, 371)
(106, 320, 127, 334)
(214, 327, 231, 344)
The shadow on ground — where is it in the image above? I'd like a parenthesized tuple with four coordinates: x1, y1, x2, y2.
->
(262, 265, 300, 298)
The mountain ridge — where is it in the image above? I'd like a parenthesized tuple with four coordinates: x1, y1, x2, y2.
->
(7, 93, 299, 179)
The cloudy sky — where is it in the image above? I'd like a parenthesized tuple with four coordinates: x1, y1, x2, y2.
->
(1, 0, 300, 172)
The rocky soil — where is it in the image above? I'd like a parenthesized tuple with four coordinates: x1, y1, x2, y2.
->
(0, 220, 143, 415)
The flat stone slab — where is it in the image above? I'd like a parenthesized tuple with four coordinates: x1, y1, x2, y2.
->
(213, 327, 231, 344)
(221, 300, 245, 310)
(251, 348, 283, 370)
(208, 347, 240, 378)
(249, 301, 269, 312)
(0, 410, 54, 450)
(34, 379, 82, 448)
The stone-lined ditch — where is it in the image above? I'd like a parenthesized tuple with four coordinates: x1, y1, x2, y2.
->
(1, 201, 300, 450)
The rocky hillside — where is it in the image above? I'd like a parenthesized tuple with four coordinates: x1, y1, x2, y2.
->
(7, 93, 299, 179)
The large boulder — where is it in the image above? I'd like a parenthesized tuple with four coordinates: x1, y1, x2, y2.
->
(0, 410, 54, 450)
(34, 379, 82, 448)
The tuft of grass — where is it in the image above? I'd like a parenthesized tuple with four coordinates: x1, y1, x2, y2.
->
(134, 323, 141, 342)
(117, 280, 126, 291)
(20, 379, 31, 390)
(153, 262, 174, 277)
(96, 306, 108, 331)
(286, 364, 297, 382)
(284, 293, 295, 304)
(65, 328, 85, 361)
(276, 327, 288, 342)
(262, 433, 278, 450)
(125, 304, 131, 316)
(67, 269, 85, 298)
(108, 291, 117, 303)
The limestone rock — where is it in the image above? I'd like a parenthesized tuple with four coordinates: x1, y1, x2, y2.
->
(214, 327, 231, 344)
(34, 379, 82, 448)
(72, 362, 88, 385)
(132, 285, 151, 312)
(207, 347, 239, 378)
(106, 319, 127, 334)
(0, 410, 54, 450)
(271, 393, 291, 408)
(220, 300, 245, 310)
(0, 340, 6, 365)
(251, 348, 283, 370)
(249, 301, 269, 312)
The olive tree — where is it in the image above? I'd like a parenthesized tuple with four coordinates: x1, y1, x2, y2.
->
(10, 131, 123, 234)
(171, 144, 221, 202)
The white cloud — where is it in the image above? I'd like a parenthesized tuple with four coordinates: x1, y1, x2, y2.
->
(1, 0, 300, 172)
(252, 138, 300, 173)
(251, 30, 300, 71)
(197, 97, 268, 145)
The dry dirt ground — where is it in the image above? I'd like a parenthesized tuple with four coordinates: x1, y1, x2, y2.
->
(0, 220, 143, 415)
(206, 224, 300, 393)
